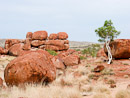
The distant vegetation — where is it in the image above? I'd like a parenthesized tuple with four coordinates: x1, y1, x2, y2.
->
(79, 44, 101, 57)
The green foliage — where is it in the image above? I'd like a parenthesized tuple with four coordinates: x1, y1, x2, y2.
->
(95, 20, 120, 42)
(47, 50, 58, 56)
(80, 56, 87, 60)
(75, 49, 81, 51)
(81, 44, 101, 57)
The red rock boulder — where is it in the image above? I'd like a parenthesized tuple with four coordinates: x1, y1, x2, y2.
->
(104, 39, 130, 59)
(58, 32, 68, 40)
(45, 44, 69, 51)
(94, 65, 105, 72)
(97, 48, 107, 57)
(32, 31, 48, 40)
(8, 43, 24, 56)
(31, 40, 45, 47)
(4, 51, 56, 86)
(38, 45, 46, 50)
(45, 40, 64, 46)
(51, 56, 65, 69)
(0, 47, 8, 55)
(5, 39, 21, 49)
(23, 38, 31, 50)
(63, 54, 80, 66)
(48, 33, 58, 40)
(26, 32, 33, 39)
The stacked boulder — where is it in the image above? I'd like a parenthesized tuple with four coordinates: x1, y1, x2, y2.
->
(30, 31, 69, 51)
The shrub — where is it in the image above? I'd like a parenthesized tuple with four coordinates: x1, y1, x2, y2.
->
(47, 50, 58, 56)
(80, 56, 87, 60)
(81, 44, 101, 57)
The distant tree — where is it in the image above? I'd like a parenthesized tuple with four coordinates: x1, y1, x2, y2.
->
(95, 20, 120, 64)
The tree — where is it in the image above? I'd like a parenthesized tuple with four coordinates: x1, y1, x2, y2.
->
(95, 20, 120, 64)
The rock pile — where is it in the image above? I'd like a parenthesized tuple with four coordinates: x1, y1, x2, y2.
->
(0, 30, 81, 86)
(0, 31, 69, 56)
(27, 31, 69, 51)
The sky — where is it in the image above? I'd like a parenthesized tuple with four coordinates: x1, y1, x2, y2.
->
(0, 0, 130, 42)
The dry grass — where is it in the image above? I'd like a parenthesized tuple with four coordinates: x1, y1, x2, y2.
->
(0, 85, 82, 98)
(93, 93, 112, 98)
(115, 90, 130, 98)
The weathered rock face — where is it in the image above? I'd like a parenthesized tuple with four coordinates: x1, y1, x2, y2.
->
(5, 39, 21, 49)
(51, 56, 65, 69)
(0, 47, 8, 54)
(104, 39, 130, 59)
(45, 40, 64, 46)
(48, 33, 58, 40)
(26, 32, 33, 39)
(23, 38, 31, 50)
(97, 48, 107, 57)
(8, 43, 24, 56)
(58, 32, 68, 40)
(4, 51, 56, 86)
(62, 54, 80, 66)
(32, 31, 48, 40)
(45, 44, 69, 51)
(31, 40, 45, 47)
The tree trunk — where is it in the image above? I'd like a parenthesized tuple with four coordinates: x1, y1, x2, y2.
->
(105, 36, 112, 64)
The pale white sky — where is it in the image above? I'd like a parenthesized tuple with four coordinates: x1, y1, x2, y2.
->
(0, 0, 130, 42)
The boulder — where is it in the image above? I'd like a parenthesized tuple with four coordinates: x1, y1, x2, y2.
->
(58, 32, 68, 40)
(20, 49, 53, 58)
(0, 77, 3, 87)
(51, 56, 65, 69)
(94, 65, 105, 72)
(45, 40, 64, 46)
(63, 54, 80, 66)
(64, 40, 69, 44)
(97, 48, 107, 57)
(8, 43, 24, 56)
(38, 45, 46, 50)
(32, 31, 48, 40)
(104, 39, 130, 59)
(31, 40, 45, 47)
(4, 51, 56, 86)
(45, 44, 69, 51)
(5, 39, 21, 49)
(23, 38, 31, 50)
(0, 47, 8, 54)
(48, 33, 58, 40)
(26, 32, 33, 39)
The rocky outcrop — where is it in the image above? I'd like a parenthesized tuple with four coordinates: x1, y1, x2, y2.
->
(104, 39, 130, 59)
(4, 51, 56, 86)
